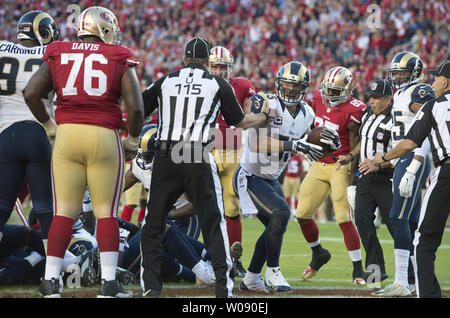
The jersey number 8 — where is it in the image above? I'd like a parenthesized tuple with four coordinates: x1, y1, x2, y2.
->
(61, 53, 107, 97)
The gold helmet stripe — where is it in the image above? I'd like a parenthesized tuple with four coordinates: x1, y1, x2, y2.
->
(399, 52, 417, 69)
(140, 127, 158, 152)
(284, 62, 291, 77)
(32, 12, 53, 45)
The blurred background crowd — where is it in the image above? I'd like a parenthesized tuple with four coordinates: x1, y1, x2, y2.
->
(1, 0, 449, 103)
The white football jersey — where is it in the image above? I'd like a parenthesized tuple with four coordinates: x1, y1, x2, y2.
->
(241, 93, 315, 180)
(130, 158, 189, 208)
(391, 83, 434, 148)
(0, 41, 54, 134)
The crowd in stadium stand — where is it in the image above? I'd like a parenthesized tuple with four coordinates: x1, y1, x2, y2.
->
(1, 0, 448, 103)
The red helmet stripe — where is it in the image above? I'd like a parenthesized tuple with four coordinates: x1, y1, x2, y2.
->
(330, 67, 342, 83)
(80, 8, 90, 31)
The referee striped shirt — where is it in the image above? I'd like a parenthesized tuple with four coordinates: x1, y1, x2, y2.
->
(142, 64, 245, 144)
(406, 91, 450, 166)
(359, 105, 393, 161)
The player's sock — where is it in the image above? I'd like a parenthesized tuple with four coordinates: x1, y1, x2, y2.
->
(394, 249, 410, 287)
(339, 221, 361, 252)
(120, 205, 134, 222)
(298, 219, 322, 250)
(137, 208, 145, 224)
(225, 216, 242, 247)
(97, 217, 120, 281)
(24, 251, 45, 267)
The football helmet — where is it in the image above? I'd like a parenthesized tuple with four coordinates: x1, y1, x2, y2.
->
(321, 66, 356, 107)
(209, 46, 234, 79)
(77, 6, 120, 44)
(136, 124, 158, 170)
(275, 61, 311, 106)
(17, 11, 59, 46)
(388, 51, 424, 90)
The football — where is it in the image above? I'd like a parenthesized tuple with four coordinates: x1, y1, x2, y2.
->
(306, 126, 332, 158)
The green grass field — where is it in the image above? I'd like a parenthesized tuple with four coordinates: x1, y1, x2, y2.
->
(240, 216, 450, 290)
(1, 212, 449, 297)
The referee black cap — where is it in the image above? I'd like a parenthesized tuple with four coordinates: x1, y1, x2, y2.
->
(365, 79, 393, 97)
(427, 60, 450, 79)
(184, 37, 211, 59)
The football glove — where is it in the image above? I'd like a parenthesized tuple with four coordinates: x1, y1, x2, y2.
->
(399, 159, 421, 198)
(283, 138, 323, 162)
(320, 127, 341, 151)
(122, 135, 140, 161)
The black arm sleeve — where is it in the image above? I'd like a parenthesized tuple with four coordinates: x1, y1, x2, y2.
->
(142, 76, 165, 117)
(406, 101, 434, 147)
(217, 78, 245, 126)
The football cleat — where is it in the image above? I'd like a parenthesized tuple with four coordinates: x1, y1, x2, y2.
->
(97, 279, 133, 298)
(372, 283, 412, 297)
(134, 289, 161, 298)
(193, 261, 215, 287)
(264, 268, 291, 293)
(39, 277, 62, 298)
(230, 241, 246, 278)
(239, 273, 268, 293)
(302, 248, 331, 280)
(352, 270, 368, 286)
(79, 249, 97, 287)
(116, 266, 138, 286)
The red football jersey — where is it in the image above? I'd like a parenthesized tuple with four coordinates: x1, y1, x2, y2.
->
(214, 77, 255, 149)
(311, 90, 366, 163)
(43, 41, 137, 130)
(285, 154, 303, 178)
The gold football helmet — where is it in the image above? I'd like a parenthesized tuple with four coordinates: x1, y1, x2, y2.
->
(321, 66, 356, 107)
(77, 6, 120, 44)
(209, 46, 234, 79)
(275, 61, 310, 106)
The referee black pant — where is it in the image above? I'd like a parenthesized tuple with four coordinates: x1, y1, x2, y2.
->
(354, 171, 394, 274)
(140, 142, 233, 298)
(414, 163, 450, 298)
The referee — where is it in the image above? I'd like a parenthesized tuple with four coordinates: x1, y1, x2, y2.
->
(374, 60, 450, 297)
(139, 37, 273, 298)
(338, 79, 395, 283)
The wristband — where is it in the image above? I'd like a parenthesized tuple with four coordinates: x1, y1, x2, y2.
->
(406, 159, 422, 174)
(282, 141, 293, 152)
(126, 135, 140, 147)
(381, 154, 388, 162)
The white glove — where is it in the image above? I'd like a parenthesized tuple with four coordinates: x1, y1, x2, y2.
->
(399, 159, 421, 198)
(320, 127, 341, 151)
(347, 185, 356, 210)
(399, 171, 415, 198)
(284, 138, 323, 161)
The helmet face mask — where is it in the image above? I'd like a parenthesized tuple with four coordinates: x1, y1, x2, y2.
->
(209, 46, 234, 79)
(135, 149, 154, 170)
(136, 124, 158, 170)
(275, 61, 310, 106)
(388, 51, 424, 90)
(321, 66, 355, 107)
(17, 11, 59, 46)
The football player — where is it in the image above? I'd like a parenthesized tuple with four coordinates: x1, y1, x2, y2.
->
(234, 61, 330, 292)
(24, 6, 144, 298)
(0, 11, 58, 253)
(209, 46, 255, 278)
(295, 66, 367, 285)
(370, 52, 433, 297)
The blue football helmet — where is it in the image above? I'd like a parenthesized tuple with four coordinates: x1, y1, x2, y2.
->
(135, 124, 158, 170)
(17, 11, 59, 46)
(388, 51, 424, 90)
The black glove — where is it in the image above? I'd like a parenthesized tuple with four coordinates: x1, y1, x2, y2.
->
(283, 138, 323, 162)
(320, 127, 341, 151)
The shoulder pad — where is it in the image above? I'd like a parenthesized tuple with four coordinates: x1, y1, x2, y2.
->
(411, 84, 435, 105)
(250, 93, 270, 114)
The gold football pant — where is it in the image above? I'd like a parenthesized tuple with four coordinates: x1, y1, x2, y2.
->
(51, 124, 124, 220)
(282, 176, 300, 200)
(213, 149, 241, 218)
(296, 162, 352, 224)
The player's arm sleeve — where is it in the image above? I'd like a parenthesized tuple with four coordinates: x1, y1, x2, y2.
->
(406, 101, 434, 147)
(409, 84, 435, 111)
(142, 77, 165, 117)
(217, 78, 245, 126)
